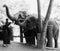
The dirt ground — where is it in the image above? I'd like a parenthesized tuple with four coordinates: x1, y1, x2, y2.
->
(0, 41, 60, 51)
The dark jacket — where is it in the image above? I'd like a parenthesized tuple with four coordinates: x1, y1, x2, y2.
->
(2, 22, 11, 44)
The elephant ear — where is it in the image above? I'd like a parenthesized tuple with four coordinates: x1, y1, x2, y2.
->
(24, 16, 38, 30)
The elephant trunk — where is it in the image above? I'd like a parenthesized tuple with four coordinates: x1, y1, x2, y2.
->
(3, 5, 16, 21)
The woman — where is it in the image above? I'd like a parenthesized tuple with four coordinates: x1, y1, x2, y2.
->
(2, 19, 11, 47)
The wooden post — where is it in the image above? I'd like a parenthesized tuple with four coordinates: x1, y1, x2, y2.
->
(46, 25, 53, 47)
(20, 26, 23, 43)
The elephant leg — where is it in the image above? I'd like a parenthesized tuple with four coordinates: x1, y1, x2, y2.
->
(24, 35, 32, 45)
(30, 36, 35, 45)
(24, 31, 30, 44)
(25, 37, 29, 44)
(26, 30, 32, 45)
(46, 38, 53, 47)
(30, 30, 35, 45)
(46, 25, 53, 47)
(54, 30, 59, 48)
(54, 39, 58, 48)
(46, 31, 53, 47)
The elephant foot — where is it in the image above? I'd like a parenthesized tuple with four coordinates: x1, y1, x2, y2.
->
(55, 44, 58, 48)
(46, 40, 53, 47)
(55, 46, 58, 48)
(55, 39, 58, 48)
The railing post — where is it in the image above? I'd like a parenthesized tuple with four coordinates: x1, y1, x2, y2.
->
(20, 26, 23, 43)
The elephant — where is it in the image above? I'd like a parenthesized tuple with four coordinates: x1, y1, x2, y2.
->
(22, 17, 38, 45)
(19, 16, 59, 48)
(46, 20, 59, 48)
(3, 4, 59, 48)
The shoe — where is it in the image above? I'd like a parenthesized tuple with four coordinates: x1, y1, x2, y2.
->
(2, 44, 6, 47)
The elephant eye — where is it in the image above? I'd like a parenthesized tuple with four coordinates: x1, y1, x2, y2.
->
(18, 14, 24, 19)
